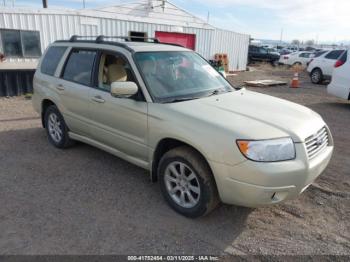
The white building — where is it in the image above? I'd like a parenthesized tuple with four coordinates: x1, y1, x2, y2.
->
(0, 0, 250, 96)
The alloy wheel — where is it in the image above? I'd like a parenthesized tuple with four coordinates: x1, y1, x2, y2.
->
(164, 161, 201, 208)
(48, 112, 63, 143)
(311, 71, 321, 83)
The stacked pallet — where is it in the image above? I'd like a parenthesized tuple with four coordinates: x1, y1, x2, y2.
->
(214, 53, 229, 72)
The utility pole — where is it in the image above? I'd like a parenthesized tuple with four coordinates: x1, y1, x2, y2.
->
(83, 0, 85, 8)
(207, 11, 210, 24)
(42, 0, 47, 8)
(279, 28, 283, 46)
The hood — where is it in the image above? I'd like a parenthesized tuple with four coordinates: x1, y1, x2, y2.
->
(166, 89, 325, 142)
(270, 51, 281, 57)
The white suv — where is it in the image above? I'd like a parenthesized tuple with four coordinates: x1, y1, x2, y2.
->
(327, 50, 350, 100)
(32, 36, 333, 217)
(307, 49, 345, 84)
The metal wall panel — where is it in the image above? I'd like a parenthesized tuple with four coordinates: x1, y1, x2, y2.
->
(0, 11, 249, 73)
(211, 29, 250, 71)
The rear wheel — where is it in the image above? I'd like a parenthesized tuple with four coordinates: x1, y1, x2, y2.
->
(310, 68, 323, 84)
(158, 146, 219, 218)
(271, 60, 279, 66)
(44, 105, 74, 148)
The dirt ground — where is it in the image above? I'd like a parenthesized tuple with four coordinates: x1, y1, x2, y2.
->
(0, 65, 349, 257)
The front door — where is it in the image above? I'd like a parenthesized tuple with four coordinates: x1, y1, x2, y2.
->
(88, 51, 149, 165)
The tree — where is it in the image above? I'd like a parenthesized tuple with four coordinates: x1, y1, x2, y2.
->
(305, 40, 315, 46)
(291, 39, 300, 46)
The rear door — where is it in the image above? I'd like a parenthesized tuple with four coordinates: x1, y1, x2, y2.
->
(57, 48, 97, 136)
(322, 50, 345, 76)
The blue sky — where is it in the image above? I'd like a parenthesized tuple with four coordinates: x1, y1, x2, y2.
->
(11, 0, 350, 44)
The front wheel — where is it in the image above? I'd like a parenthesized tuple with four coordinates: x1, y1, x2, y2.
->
(158, 146, 219, 218)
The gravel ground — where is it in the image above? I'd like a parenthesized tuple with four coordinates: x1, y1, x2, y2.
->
(0, 65, 349, 256)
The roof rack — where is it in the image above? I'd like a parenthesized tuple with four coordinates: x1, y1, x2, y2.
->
(96, 35, 160, 43)
(55, 35, 184, 52)
(69, 35, 159, 43)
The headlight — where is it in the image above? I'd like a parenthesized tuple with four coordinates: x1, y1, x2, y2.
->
(236, 137, 295, 162)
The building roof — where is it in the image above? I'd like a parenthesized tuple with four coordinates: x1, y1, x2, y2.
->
(0, 0, 214, 30)
(84, 0, 214, 29)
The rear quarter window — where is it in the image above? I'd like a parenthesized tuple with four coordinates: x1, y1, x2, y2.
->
(62, 49, 97, 86)
(325, 50, 345, 60)
(41, 46, 67, 76)
(338, 51, 347, 63)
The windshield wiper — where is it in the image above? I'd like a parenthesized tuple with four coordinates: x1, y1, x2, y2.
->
(163, 96, 201, 103)
(207, 88, 233, 97)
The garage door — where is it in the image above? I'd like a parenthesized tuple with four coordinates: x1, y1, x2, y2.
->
(155, 31, 196, 50)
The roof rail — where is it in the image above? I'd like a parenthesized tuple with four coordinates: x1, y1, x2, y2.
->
(95, 35, 159, 43)
(69, 35, 100, 42)
(55, 35, 185, 52)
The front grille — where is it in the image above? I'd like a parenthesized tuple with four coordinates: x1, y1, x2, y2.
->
(305, 126, 329, 159)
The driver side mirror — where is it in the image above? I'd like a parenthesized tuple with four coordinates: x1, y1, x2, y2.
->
(111, 81, 138, 98)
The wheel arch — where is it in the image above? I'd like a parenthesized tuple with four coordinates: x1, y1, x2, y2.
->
(311, 67, 322, 74)
(151, 138, 214, 184)
(41, 99, 56, 128)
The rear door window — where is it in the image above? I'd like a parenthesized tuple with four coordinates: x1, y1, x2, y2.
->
(62, 49, 97, 86)
(325, 50, 345, 60)
(300, 53, 311, 58)
(313, 51, 327, 58)
(41, 46, 67, 76)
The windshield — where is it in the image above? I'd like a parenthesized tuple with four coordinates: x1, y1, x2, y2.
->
(134, 51, 233, 103)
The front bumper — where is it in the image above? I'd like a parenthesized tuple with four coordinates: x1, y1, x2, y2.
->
(209, 144, 333, 207)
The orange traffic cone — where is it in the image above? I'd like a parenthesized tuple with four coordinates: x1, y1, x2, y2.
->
(290, 72, 300, 88)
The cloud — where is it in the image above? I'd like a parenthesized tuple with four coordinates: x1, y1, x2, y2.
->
(188, 0, 350, 42)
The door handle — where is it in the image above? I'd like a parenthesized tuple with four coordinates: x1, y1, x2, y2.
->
(91, 95, 105, 103)
(56, 84, 65, 91)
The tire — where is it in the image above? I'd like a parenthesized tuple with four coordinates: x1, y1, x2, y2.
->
(158, 146, 219, 218)
(310, 68, 323, 84)
(44, 105, 75, 149)
(293, 62, 302, 66)
(271, 60, 278, 67)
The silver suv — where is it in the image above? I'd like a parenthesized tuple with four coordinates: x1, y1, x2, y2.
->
(33, 36, 333, 217)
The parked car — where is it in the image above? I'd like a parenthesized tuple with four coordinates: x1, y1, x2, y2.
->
(279, 49, 292, 55)
(267, 47, 280, 56)
(248, 45, 280, 65)
(307, 49, 345, 84)
(32, 36, 333, 217)
(327, 50, 349, 100)
(279, 51, 314, 66)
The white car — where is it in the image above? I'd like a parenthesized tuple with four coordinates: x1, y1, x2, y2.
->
(279, 51, 314, 66)
(307, 49, 345, 84)
(327, 50, 349, 100)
